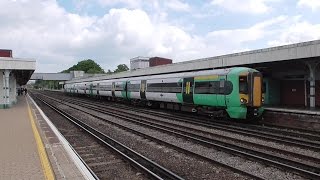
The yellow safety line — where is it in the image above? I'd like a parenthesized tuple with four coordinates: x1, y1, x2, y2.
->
(27, 100, 55, 180)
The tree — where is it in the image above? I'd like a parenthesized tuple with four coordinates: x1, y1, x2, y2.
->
(106, 69, 113, 75)
(114, 64, 129, 73)
(62, 59, 105, 73)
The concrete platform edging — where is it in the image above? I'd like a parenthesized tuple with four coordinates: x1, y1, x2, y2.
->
(265, 107, 320, 115)
(28, 95, 96, 180)
(26, 100, 55, 180)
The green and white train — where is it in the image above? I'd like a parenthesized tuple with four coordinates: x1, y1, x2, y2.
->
(64, 67, 264, 120)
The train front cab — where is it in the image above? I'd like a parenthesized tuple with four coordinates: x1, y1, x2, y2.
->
(238, 71, 264, 119)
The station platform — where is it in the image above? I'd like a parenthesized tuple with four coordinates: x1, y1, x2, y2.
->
(265, 106, 320, 115)
(0, 95, 94, 180)
(263, 106, 320, 132)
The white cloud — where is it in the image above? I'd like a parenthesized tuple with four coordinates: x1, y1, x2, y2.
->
(210, 0, 279, 14)
(165, 0, 191, 12)
(205, 16, 287, 52)
(0, 0, 319, 74)
(0, 0, 201, 72)
(267, 18, 320, 46)
(98, 0, 142, 8)
(297, 0, 320, 11)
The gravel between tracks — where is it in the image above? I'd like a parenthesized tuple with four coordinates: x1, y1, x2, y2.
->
(60, 101, 305, 180)
(112, 106, 320, 159)
(35, 99, 147, 180)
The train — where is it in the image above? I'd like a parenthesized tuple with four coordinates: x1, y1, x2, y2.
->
(64, 67, 264, 120)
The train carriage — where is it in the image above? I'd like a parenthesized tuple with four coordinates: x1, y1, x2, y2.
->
(98, 80, 113, 97)
(126, 79, 141, 100)
(64, 67, 264, 120)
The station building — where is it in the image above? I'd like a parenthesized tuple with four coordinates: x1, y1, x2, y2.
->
(67, 40, 320, 109)
(0, 50, 36, 108)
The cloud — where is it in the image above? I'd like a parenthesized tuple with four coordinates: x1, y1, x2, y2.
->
(267, 17, 320, 46)
(210, 0, 279, 14)
(297, 0, 320, 11)
(165, 0, 191, 12)
(98, 0, 142, 8)
(0, 0, 319, 74)
(205, 16, 287, 52)
(0, 0, 200, 72)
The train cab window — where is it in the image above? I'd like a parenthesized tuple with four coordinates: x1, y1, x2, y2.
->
(239, 76, 248, 94)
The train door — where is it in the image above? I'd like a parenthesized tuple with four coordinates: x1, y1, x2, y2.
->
(248, 72, 262, 107)
(89, 84, 93, 96)
(183, 77, 194, 104)
(217, 77, 226, 107)
(122, 81, 127, 99)
(112, 82, 115, 97)
(97, 83, 100, 95)
(140, 80, 146, 99)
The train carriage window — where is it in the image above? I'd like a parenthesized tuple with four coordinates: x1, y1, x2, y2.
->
(147, 83, 162, 92)
(219, 80, 225, 94)
(194, 82, 211, 94)
(99, 84, 112, 91)
(239, 76, 248, 94)
(224, 81, 233, 95)
(147, 82, 182, 93)
(115, 84, 123, 91)
(195, 81, 233, 95)
(127, 84, 140, 92)
(211, 82, 220, 94)
(162, 82, 182, 93)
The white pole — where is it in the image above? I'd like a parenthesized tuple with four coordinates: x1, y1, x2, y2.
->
(4, 70, 11, 108)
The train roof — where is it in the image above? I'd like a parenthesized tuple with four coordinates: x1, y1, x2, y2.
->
(66, 67, 253, 84)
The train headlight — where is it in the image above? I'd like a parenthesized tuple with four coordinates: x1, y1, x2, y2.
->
(240, 98, 247, 104)
(262, 97, 265, 103)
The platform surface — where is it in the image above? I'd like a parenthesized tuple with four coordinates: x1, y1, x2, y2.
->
(0, 96, 89, 180)
(0, 96, 44, 179)
(265, 106, 320, 115)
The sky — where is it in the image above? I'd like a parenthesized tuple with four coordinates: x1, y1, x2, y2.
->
(0, 0, 320, 73)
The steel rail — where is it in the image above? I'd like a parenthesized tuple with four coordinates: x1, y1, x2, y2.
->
(33, 94, 184, 180)
(32, 92, 264, 180)
(43, 92, 320, 151)
(35, 92, 320, 179)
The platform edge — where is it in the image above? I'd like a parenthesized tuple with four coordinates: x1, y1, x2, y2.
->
(27, 95, 96, 180)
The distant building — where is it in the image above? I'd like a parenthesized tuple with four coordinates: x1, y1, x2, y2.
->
(149, 57, 172, 67)
(130, 56, 173, 70)
(130, 56, 150, 70)
(0, 49, 12, 57)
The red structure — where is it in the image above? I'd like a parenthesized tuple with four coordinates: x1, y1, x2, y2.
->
(280, 80, 305, 106)
(149, 57, 172, 67)
(0, 49, 12, 57)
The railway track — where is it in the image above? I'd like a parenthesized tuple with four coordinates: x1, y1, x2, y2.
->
(32, 94, 185, 180)
(43, 91, 320, 151)
(33, 91, 320, 179)
(31, 91, 264, 179)
(45, 91, 320, 138)
(103, 101, 320, 138)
